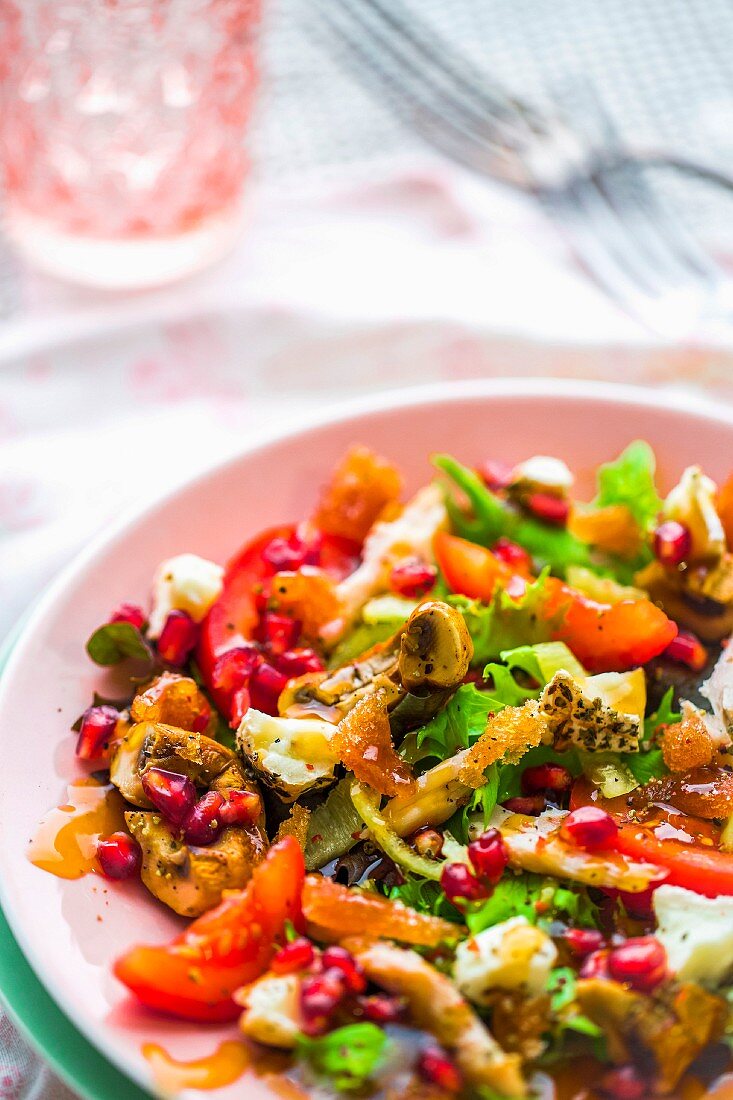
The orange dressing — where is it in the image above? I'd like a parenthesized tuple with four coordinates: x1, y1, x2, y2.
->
(142, 1041, 251, 1093)
(28, 778, 127, 879)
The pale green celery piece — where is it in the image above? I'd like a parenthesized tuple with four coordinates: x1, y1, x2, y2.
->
(523, 640, 587, 683)
(580, 751, 639, 799)
(305, 778, 363, 870)
(327, 619, 394, 668)
(350, 780, 443, 881)
(361, 595, 419, 625)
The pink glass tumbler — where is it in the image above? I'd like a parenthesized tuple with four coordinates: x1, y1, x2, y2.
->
(0, 0, 260, 288)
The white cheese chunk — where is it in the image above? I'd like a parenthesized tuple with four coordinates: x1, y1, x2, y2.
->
(237, 709, 340, 801)
(238, 973, 303, 1048)
(148, 553, 224, 637)
(453, 916, 557, 1005)
(510, 455, 574, 495)
(653, 884, 733, 987)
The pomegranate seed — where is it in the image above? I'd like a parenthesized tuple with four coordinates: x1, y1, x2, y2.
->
(608, 936, 667, 992)
(653, 520, 692, 568)
(321, 946, 367, 994)
(191, 704, 211, 734)
(562, 806, 619, 851)
(358, 994, 406, 1024)
(249, 661, 288, 714)
(521, 763, 573, 796)
(219, 789, 262, 827)
(480, 459, 514, 491)
(411, 827, 444, 860)
(300, 969, 347, 1036)
(598, 1066, 648, 1100)
(502, 795, 546, 816)
(389, 558, 438, 598)
(76, 705, 119, 761)
(262, 536, 306, 572)
(618, 885, 658, 921)
(97, 832, 141, 880)
(417, 1046, 462, 1094)
(440, 862, 490, 904)
(212, 646, 262, 694)
(157, 610, 198, 666)
(664, 629, 707, 672)
(230, 685, 251, 728)
(580, 949, 611, 980)
(492, 537, 532, 572)
(271, 938, 315, 975)
(526, 492, 570, 525)
(258, 612, 301, 656)
(109, 603, 146, 631)
(141, 767, 196, 826)
(273, 647, 326, 678)
(467, 828, 508, 885)
(183, 791, 226, 846)
(563, 928, 604, 957)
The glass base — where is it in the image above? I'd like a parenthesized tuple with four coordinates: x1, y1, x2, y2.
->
(5, 202, 245, 290)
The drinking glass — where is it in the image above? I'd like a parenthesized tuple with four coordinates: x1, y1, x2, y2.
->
(0, 0, 261, 288)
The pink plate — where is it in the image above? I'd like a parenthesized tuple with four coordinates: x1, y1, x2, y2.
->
(1, 379, 733, 1097)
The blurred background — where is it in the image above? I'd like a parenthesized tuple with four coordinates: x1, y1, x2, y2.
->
(1, 1, 733, 1093)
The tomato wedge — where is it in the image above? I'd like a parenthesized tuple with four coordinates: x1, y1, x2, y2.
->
(198, 525, 360, 715)
(114, 837, 305, 1021)
(198, 525, 294, 713)
(434, 532, 676, 672)
(571, 779, 733, 898)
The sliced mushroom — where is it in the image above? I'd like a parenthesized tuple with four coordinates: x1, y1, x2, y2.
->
(126, 809, 265, 918)
(111, 723, 267, 917)
(279, 600, 472, 727)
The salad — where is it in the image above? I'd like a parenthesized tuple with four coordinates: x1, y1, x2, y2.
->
(61, 442, 733, 1098)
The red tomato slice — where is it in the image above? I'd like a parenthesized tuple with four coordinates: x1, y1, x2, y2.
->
(197, 525, 295, 712)
(114, 836, 305, 1021)
(571, 778, 733, 898)
(198, 526, 360, 715)
(434, 531, 677, 672)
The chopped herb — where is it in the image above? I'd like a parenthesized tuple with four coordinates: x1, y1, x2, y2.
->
(296, 1023, 390, 1091)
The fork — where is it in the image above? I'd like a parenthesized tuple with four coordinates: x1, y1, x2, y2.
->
(309, 0, 733, 332)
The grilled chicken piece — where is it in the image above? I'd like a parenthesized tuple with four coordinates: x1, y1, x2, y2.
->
(349, 941, 525, 1098)
(576, 978, 727, 1093)
(111, 723, 266, 917)
(279, 600, 472, 727)
(126, 809, 265, 918)
(498, 810, 666, 894)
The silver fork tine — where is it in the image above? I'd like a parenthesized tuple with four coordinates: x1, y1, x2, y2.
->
(311, 0, 727, 330)
(313, 0, 516, 174)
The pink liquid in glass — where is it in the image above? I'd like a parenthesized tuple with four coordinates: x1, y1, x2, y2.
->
(0, 0, 261, 286)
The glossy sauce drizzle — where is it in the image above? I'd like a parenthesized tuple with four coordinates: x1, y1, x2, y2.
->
(143, 1041, 258, 1093)
(28, 778, 127, 879)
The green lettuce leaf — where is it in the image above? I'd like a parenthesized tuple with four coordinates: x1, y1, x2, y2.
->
(86, 621, 153, 667)
(466, 872, 601, 934)
(446, 768, 500, 844)
(434, 454, 594, 575)
(547, 967, 603, 1040)
(387, 877, 464, 922)
(401, 682, 496, 768)
(594, 440, 662, 534)
(448, 572, 563, 665)
(643, 687, 681, 742)
(296, 1024, 390, 1091)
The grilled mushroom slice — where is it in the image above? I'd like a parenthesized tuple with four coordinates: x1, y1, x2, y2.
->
(279, 600, 472, 726)
(112, 723, 267, 917)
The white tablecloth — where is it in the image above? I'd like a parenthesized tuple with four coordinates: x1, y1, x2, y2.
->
(1, 152, 733, 1098)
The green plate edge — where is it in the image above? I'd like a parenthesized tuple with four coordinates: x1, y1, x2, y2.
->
(0, 617, 151, 1100)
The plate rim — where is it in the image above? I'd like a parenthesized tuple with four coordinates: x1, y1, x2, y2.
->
(2, 377, 733, 1095)
(0, 621, 152, 1100)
